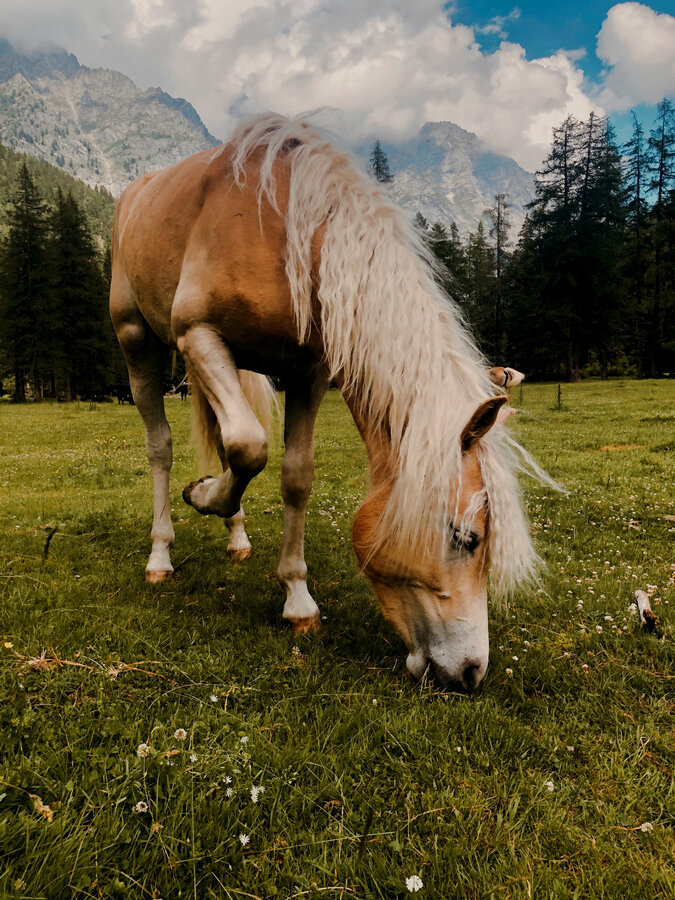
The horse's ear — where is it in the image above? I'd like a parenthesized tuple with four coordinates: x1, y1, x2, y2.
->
(461, 396, 508, 453)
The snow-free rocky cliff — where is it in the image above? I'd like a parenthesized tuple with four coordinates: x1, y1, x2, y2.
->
(0, 41, 534, 233)
(368, 123, 535, 236)
(0, 40, 218, 196)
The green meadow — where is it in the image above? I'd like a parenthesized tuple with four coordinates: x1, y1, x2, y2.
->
(0, 381, 673, 899)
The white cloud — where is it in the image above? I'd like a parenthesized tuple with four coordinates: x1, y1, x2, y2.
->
(596, 2, 675, 110)
(0, 0, 643, 172)
(475, 7, 521, 40)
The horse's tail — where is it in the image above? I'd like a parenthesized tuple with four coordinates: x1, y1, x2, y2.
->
(189, 368, 277, 470)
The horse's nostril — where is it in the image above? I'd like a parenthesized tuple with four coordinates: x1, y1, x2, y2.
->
(461, 661, 482, 692)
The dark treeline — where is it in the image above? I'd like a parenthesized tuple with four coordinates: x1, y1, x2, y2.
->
(0, 161, 127, 401)
(417, 99, 675, 380)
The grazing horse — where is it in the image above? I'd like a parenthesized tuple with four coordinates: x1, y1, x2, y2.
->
(110, 114, 548, 691)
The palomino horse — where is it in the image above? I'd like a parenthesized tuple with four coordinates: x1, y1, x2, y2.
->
(110, 114, 544, 692)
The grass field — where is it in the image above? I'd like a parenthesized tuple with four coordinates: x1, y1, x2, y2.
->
(0, 380, 673, 899)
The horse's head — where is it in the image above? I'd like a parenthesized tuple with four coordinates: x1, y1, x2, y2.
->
(353, 396, 511, 692)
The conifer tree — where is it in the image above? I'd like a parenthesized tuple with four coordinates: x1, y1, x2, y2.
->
(485, 193, 511, 361)
(624, 111, 650, 375)
(464, 221, 495, 353)
(645, 98, 675, 374)
(369, 140, 393, 183)
(0, 163, 51, 400)
(48, 188, 110, 398)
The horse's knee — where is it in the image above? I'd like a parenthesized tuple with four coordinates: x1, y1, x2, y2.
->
(145, 425, 172, 468)
(228, 429, 268, 475)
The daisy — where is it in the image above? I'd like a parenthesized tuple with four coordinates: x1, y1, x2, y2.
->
(239, 833, 250, 847)
(133, 801, 148, 813)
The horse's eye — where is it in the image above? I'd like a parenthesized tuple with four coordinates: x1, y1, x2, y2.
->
(450, 526, 479, 553)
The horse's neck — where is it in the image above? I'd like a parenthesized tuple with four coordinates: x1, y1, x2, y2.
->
(341, 385, 394, 489)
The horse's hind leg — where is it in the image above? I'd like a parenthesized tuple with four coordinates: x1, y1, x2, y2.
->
(177, 326, 268, 519)
(110, 273, 174, 582)
(277, 367, 330, 633)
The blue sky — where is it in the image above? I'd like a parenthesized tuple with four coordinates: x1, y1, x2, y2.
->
(449, 2, 675, 148)
(452, 2, 626, 76)
(0, 1, 673, 170)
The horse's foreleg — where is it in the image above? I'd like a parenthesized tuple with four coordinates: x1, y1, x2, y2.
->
(277, 368, 330, 633)
(178, 326, 268, 519)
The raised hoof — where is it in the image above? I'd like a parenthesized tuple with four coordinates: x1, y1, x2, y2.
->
(146, 569, 173, 584)
(228, 547, 252, 561)
(182, 475, 213, 507)
(289, 614, 322, 634)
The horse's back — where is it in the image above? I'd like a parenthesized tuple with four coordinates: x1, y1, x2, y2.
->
(112, 144, 308, 368)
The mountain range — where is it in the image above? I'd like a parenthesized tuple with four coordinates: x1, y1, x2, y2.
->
(0, 40, 534, 235)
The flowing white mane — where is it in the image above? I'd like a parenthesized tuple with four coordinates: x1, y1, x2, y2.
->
(228, 113, 549, 594)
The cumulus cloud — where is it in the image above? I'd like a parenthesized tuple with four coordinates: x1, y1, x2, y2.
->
(596, 2, 675, 110)
(0, 0, 655, 172)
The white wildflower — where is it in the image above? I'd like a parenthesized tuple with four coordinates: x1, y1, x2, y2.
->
(505, 668, 514, 677)
(210, 694, 218, 703)
(406, 875, 424, 892)
(545, 781, 554, 792)
(136, 743, 151, 758)
(189, 753, 198, 763)
(226, 787, 233, 797)
(133, 800, 149, 813)
(250, 785, 264, 803)
(639, 821, 653, 833)
(595, 625, 603, 633)
(174, 728, 187, 741)
(222, 775, 232, 785)
(240, 736, 249, 744)
(239, 833, 250, 847)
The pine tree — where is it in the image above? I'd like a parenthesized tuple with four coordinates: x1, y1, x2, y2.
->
(624, 111, 650, 375)
(0, 163, 51, 401)
(369, 140, 393, 183)
(484, 193, 511, 361)
(48, 188, 111, 399)
(464, 221, 495, 353)
(645, 98, 675, 374)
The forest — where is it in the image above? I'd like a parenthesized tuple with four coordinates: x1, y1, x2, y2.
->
(0, 99, 673, 402)
(411, 99, 675, 381)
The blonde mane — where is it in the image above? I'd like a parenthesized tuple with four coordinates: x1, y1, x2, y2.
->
(227, 113, 549, 595)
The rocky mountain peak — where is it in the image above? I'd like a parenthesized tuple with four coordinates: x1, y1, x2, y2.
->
(0, 40, 219, 196)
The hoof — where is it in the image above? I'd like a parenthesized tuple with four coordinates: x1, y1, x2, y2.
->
(146, 569, 173, 584)
(289, 613, 321, 634)
(228, 547, 252, 561)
